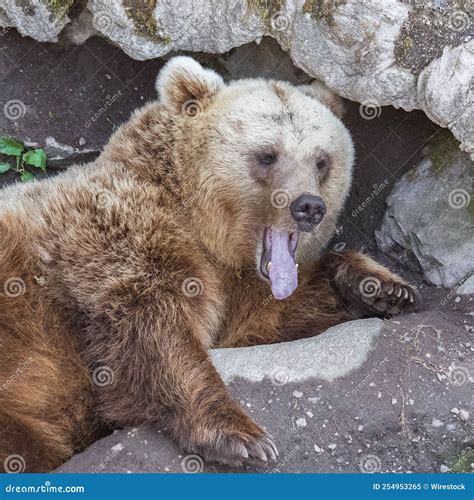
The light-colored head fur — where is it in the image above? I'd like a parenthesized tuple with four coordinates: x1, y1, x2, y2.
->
(151, 57, 354, 276)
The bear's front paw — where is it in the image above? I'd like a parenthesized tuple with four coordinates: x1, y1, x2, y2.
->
(199, 433, 278, 466)
(354, 274, 421, 316)
(190, 411, 278, 466)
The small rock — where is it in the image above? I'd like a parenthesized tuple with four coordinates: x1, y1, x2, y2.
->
(295, 417, 307, 428)
(459, 409, 469, 421)
(431, 418, 444, 428)
(293, 391, 303, 398)
(451, 407, 460, 415)
(79, 137, 86, 146)
(440, 464, 450, 473)
(454, 296, 461, 303)
(328, 443, 337, 450)
(314, 445, 323, 453)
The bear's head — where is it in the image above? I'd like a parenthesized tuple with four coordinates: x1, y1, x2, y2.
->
(156, 57, 354, 300)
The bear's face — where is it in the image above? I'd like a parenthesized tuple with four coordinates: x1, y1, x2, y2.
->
(157, 57, 354, 300)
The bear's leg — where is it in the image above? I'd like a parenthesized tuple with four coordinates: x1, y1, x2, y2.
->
(86, 305, 278, 466)
(319, 250, 421, 317)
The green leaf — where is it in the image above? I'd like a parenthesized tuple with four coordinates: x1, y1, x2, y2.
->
(0, 162, 11, 173)
(20, 171, 35, 182)
(0, 137, 24, 157)
(22, 148, 47, 170)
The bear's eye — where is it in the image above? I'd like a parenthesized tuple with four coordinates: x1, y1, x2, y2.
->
(316, 154, 331, 178)
(256, 152, 278, 167)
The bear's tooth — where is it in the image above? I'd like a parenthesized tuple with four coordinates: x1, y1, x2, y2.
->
(266, 262, 272, 271)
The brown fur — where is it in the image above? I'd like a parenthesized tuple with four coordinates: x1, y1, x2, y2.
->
(0, 58, 418, 471)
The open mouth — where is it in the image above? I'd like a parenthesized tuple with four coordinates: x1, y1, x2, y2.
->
(260, 228, 300, 300)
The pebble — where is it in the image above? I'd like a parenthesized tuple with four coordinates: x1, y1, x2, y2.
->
(431, 418, 444, 428)
(440, 465, 450, 473)
(459, 409, 469, 421)
(295, 417, 307, 428)
(293, 391, 303, 398)
(314, 445, 323, 453)
(454, 296, 461, 303)
(450, 407, 460, 415)
(79, 137, 86, 146)
(328, 443, 337, 450)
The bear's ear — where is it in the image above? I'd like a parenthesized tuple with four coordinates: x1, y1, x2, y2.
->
(156, 56, 224, 114)
(297, 80, 345, 119)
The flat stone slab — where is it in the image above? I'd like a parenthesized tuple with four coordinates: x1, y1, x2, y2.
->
(57, 291, 473, 473)
(211, 318, 382, 385)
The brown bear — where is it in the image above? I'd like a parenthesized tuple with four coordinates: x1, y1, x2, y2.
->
(0, 57, 419, 472)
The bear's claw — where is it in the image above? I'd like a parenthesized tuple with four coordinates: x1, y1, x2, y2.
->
(197, 432, 278, 466)
(357, 279, 420, 316)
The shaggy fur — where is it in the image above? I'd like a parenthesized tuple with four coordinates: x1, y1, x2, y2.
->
(0, 57, 418, 471)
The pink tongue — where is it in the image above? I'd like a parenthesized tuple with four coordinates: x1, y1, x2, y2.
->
(268, 229, 298, 300)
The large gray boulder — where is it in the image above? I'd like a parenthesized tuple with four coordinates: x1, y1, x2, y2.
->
(376, 142, 473, 293)
(0, 0, 73, 42)
(57, 307, 474, 474)
(0, 0, 472, 158)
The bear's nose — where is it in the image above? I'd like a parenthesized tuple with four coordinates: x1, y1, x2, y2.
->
(290, 194, 326, 230)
